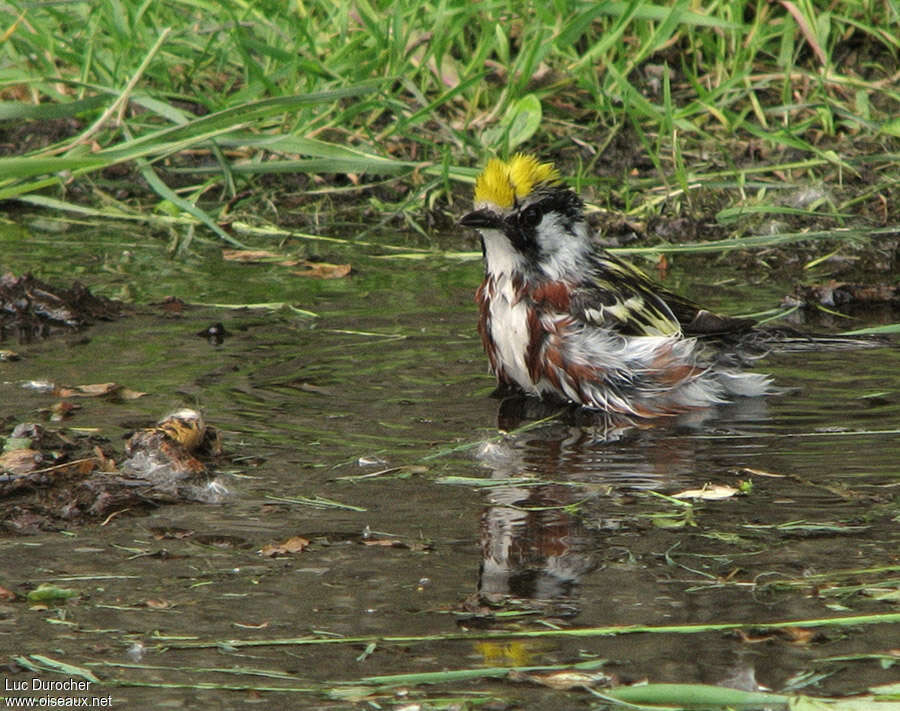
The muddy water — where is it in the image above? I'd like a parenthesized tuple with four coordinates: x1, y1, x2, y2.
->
(1, 226, 898, 709)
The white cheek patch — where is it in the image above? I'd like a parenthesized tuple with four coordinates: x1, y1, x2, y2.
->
(533, 216, 589, 281)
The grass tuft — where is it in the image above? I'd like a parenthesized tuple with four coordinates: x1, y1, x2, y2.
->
(0, 0, 896, 268)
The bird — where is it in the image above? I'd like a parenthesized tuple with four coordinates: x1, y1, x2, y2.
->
(459, 154, 880, 419)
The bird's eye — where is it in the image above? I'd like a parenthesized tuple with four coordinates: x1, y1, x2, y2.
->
(519, 205, 542, 229)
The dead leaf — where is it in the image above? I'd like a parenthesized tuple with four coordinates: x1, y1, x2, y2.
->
(510, 669, 614, 690)
(222, 250, 349, 278)
(233, 621, 270, 630)
(93, 446, 117, 472)
(75, 457, 99, 475)
(222, 249, 282, 262)
(782, 627, 815, 645)
(0, 585, 17, 601)
(52, 382, 144, 399)
(59, 382, 120, 397)
(259, 536, 310, 557)
(292, 261, 351, 279)
(673, 484, 739, 500)
(144, 599, 174, 609)
(48, 401, 80, 421)
(0, 448, 42, 475)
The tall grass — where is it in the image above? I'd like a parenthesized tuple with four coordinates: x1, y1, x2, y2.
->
(0, 0, 897, 243)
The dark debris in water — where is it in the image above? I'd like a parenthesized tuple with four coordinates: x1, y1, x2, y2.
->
(195, 321, 230, 345)
(0, 410, 226, 534)
(787, 280, 900, 309)
(0, 271, 123, 344)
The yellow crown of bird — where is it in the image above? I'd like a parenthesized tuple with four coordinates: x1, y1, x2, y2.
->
(473, 154, 560, 210)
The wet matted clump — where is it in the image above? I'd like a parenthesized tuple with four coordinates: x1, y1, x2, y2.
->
(0, 410, 226, 533)
(0, 271, 123, 343)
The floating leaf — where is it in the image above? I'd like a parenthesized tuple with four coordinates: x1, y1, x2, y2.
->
(673, 484, 739, 500)
(292, 261, 352, 279)
(259, 536, 310, 557)
(222, 249, 351, 278)
(222, 249, 283, 262)
(145, 598, 175, 609)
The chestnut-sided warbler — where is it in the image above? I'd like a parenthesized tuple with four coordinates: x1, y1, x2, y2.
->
(459, 154, 875, 418)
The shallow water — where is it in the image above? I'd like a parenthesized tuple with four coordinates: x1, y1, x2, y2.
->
(1, 224, 898, 708)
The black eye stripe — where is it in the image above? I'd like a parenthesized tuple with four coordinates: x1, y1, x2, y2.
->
(514, 190, 583, 224)
(498, 187, 585, 263)
(519, 205, 542, 227)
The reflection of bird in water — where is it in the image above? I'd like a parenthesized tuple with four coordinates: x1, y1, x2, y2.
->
(478, 483, 598, 605)
(468, 395, 773, 612)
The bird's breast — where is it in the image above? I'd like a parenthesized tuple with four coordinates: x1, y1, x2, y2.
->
(479, 273, 535, 389)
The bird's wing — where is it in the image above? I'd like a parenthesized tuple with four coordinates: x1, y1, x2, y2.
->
(569, 251, 685, 336)
(570, 251, 756, 338)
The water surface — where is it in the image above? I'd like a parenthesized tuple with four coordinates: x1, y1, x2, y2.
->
(1, 223, 898, 708)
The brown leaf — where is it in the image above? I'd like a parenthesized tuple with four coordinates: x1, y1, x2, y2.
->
(93, 446, 117, 472)
(0, 448, 42, 475)
(259, 536, 310, 557)
(673, 484, 739, 500)
(510, 669, 613, 690)
(75, 457, 99, 475)
(292, 261, 352, 279)
(782, 627, 816, 645)
(55, 382, 128, 398)
(0, 585, 17, 601)
(222, 249, 281, 262)
(144, 599, 174, 609)
(233, 621, 270, 630)
(49, 400, 80, 421)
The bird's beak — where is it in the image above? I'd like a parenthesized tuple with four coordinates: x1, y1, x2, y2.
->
(460, 209, 503, 230)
